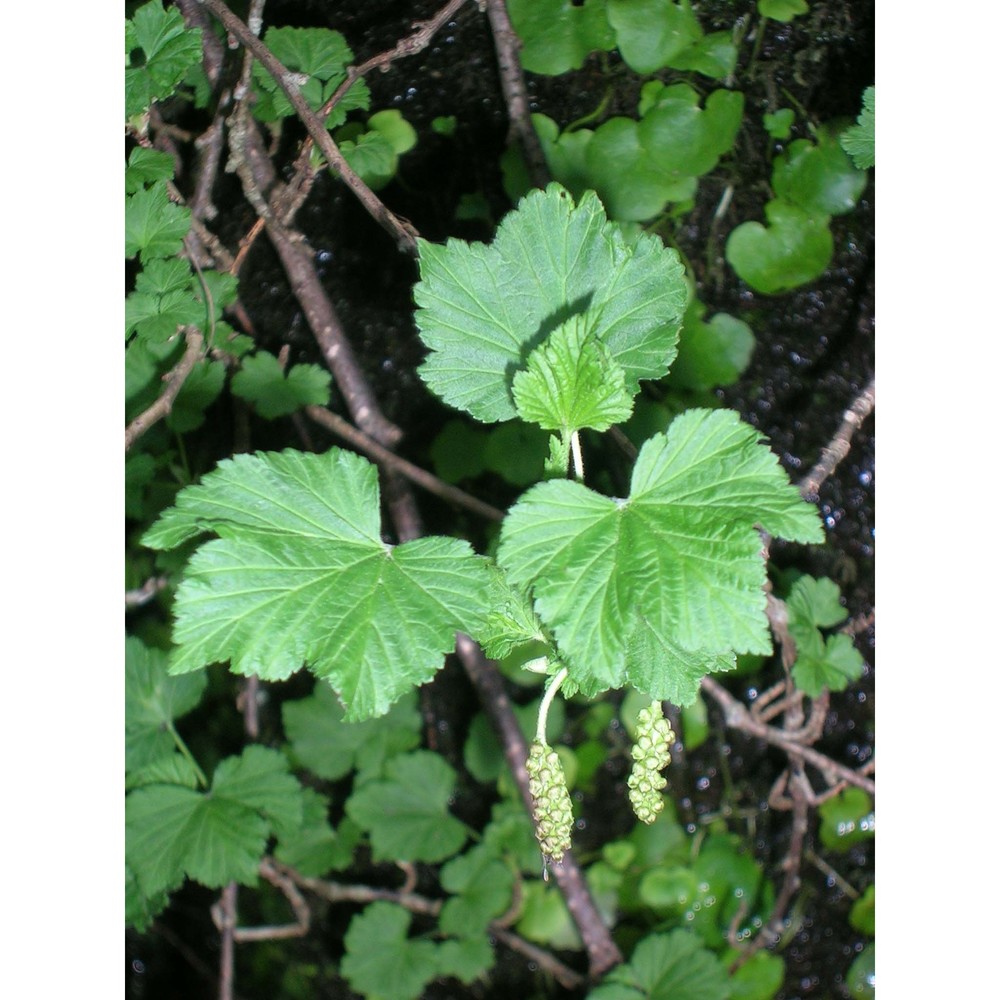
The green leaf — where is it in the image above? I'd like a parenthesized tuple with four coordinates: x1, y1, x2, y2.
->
(430, 420, 490, 483)
(338, 129, 399, 191)
(607, 0, 702, 75)
(506, 0, 616, 75)
(415, 184, 687, 423)
(725, 199, 833, 294)
(251, 27, 367, 128)
(167, 359, 226, 433)
(126, 1, 203, 119)
(639, 84, 745, 179)
(667, 298, 755, 391)
(126, 258, 204, 343)
(841, 86, 875, 170)
(231, 351, 332, 418)
(477, 564, 549, 662)
(282, 681, 421, 782)
(125, 637, 206, 772)
(125, 147, 175, 193)
(846, 942, 875, 1000)
(763, 108, 795, 140)
(516, 880, 582, 950)
(368, 109, 417, 155)
(772, 131, 869, 216)
(345, 750, 468, 862)
(668, 31, 738, 79)
(274, 787, 359, 877)
(513, 313, 634, 435)
(725, 951, 784, 1000)
(497, 408, 823, 701)
(757, 0, 809, 23)
(588, 930, 731, 1000)
(435, 936, 495, 984)
(439, 845, 515, 937)
(849, 884, 875, 936)
(341, 902, 441, 1000)
(143, 448, 491, 720)
(818, 787, 874, 852)
(125, 181, 191, 262)
(126, 746, 302, 899)
(786, 576, 863, 695)
(484, 422, 550, 486)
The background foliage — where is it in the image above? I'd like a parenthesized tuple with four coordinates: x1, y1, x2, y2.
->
(125, 2, 874, 998)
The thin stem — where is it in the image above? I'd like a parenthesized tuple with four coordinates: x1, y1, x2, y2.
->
(535, 666, 569, 744)
(167, 722, 209, 788)
(569, 430, 584, 481)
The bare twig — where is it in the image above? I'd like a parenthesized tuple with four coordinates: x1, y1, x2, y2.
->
(125, 327, 204, 451)
(798, 378, 875, 500)
(305, 406, 504, 522)
(216, 882, 238, 1000)
(125, 575, 169, 609)
(271, 858, 584, 990)
(701, 677, 875, 796)
(198, 0, 421, 254)
(484, 0, 550, 188)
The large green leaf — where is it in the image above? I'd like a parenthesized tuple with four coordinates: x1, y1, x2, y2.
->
(607, 0, 702, 74)
(497, 408, 823, 701)
(415, 184, 686, 423)
(143, 448, 491, 720)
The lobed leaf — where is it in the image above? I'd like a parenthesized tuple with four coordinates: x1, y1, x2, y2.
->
(144, 448, 491, 720)
(498, 408, 823, 702)
(415, 184, 686, 423)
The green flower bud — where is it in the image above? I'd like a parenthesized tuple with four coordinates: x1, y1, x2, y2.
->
(627, 701, 676, 824)
(526, 740, 574, 863)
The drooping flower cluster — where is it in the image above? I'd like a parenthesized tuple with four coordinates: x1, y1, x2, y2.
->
(627, 701, 676, 824)
(526, 740, 574, 863)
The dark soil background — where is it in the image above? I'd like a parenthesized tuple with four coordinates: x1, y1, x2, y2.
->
(127, 2, 874, 997)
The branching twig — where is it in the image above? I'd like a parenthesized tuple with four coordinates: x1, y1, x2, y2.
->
(271, 858, 584, 989)
(125, 327, 204, 451)
(305, 405, 504, 522)
(798, 378, 875, 501)
(198, 0, 421, 254)
(484, 0, 550, 188)
(701, 677, 875, 796)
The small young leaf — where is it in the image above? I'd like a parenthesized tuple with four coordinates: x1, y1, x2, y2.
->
(274, 788, 359, 877)
(345, 751, 469, 863)
(125, 182, 191, 262)
(818, 787, 874, 852)
(415, 184, 686, 423)
(125, 147, 175, 193)
(126, 1, 203, 119)
(512, 313, 634, 436)
(143, 448, 491, 720)
(841, 86, 875, 170)
(231, 351, 332, 418)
